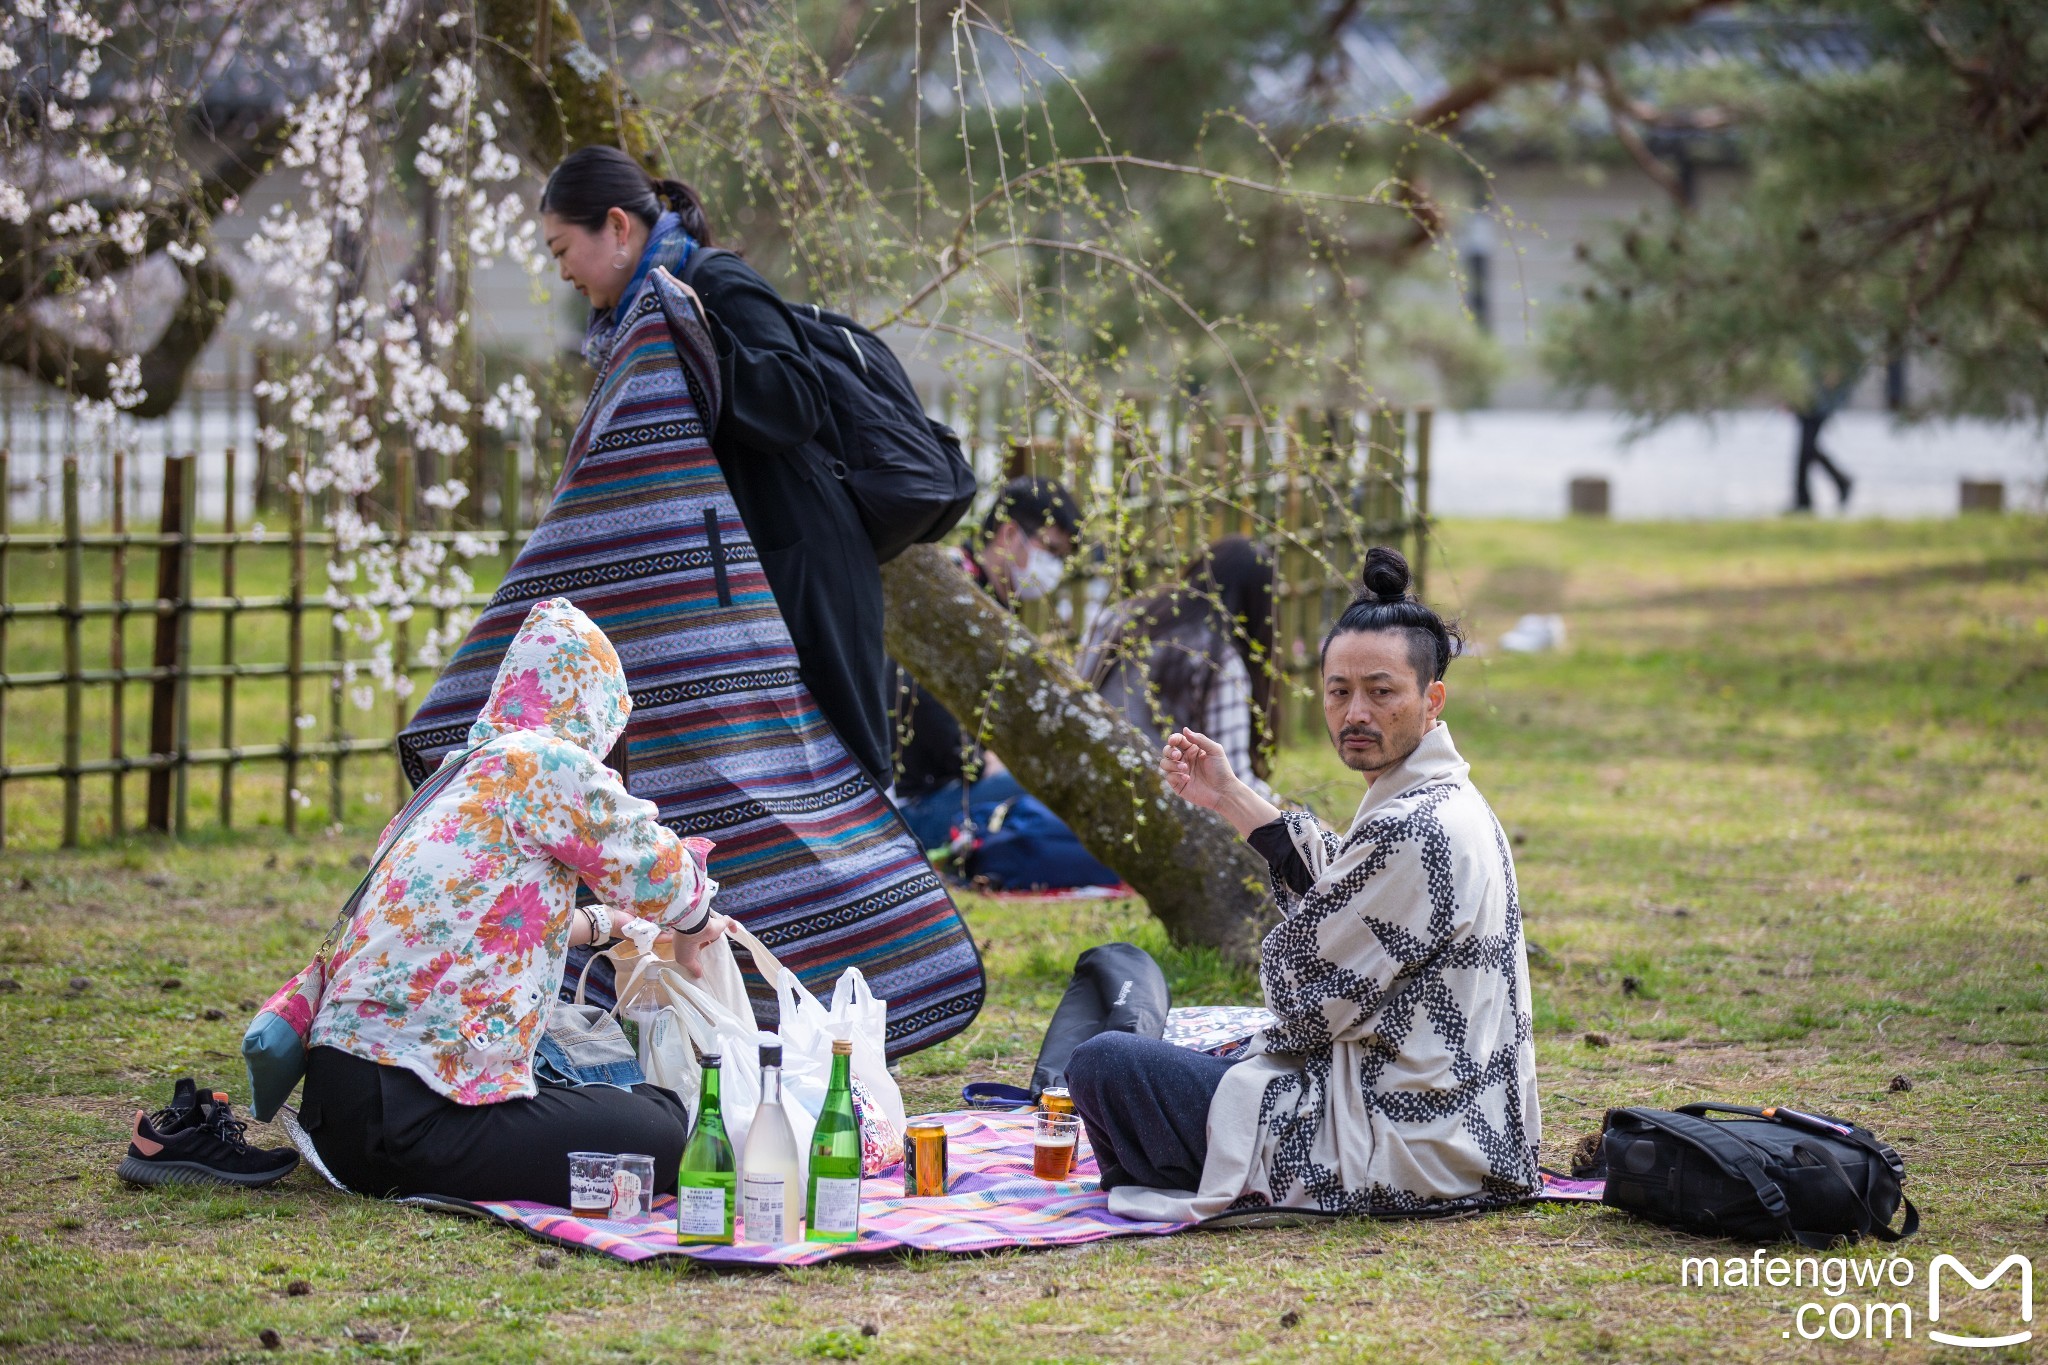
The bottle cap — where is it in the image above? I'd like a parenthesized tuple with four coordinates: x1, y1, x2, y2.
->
(831, 1038, 853, 1056)
(759, 1041, 782, 1067)
(701, 1053, 722, 1068)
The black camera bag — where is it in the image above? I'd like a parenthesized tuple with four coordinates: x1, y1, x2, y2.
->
(1600, 1102, 1918, 1247)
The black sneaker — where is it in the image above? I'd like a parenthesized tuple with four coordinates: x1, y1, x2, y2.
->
(117, 1085, 300, 1188)
(147, 1077, 209, 1135)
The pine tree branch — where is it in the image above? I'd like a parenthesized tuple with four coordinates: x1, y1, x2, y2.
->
(1403, 0, 1735, 132)
(1589, 56, 1689, 207)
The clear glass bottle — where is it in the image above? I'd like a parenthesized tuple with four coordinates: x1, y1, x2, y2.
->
(739, 1036, 801, 1245)
(674, 1054, 735, 1245)
(804, 1037, 862, 1243)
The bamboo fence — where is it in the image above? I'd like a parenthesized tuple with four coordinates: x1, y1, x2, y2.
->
(0, 363, 1429, 848)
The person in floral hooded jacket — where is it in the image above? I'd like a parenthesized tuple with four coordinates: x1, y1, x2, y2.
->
(300, 598, 728, 1204)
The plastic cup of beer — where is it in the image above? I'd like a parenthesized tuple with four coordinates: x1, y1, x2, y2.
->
(1033, 1112, 1079, 1181)
(568, 1152, 617, 1218)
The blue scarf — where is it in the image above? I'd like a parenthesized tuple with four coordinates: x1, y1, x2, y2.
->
(582, 211, 697, 368)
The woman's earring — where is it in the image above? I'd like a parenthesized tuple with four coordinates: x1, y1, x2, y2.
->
(611, 251, 629, 270)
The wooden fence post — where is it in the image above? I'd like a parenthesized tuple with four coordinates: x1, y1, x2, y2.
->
(1411, 407, 1432, 603)
(61, 458, 81, 847)
(146, 453, 192, 835)
(110, 451, 127, 837)
(219, 445, 238, 828)
(284, 441, 306, 834)
(0, 449, 9, 849)
(326, 477, 345, 827)
(173, 454, 194, 838)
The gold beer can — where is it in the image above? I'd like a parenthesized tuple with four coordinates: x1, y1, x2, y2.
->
(1038, 1087, 1075, 1118)
(904, 1121, 948, 1196)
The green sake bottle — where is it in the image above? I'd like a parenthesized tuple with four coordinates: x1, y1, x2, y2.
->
(804, 1038, 862, 1242)
(675, 1055, 736, 1245)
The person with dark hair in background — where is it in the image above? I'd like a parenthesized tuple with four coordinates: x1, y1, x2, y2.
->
(1078, 535, 1276, 799)
(893, 478, 1075, 822)
(539, 145, 890, 781)
(1066, 546, 1542, 1221)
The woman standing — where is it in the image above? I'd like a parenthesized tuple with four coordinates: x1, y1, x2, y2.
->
(400, 145, 986, 1061)
(537, 147, 891, 783)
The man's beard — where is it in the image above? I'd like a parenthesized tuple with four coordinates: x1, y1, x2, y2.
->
(1334, 722, 1419, 774)
(1335, 723, 1383, 773)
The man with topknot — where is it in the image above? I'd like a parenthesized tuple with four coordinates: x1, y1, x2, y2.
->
(1066, 547, 1543, 1220)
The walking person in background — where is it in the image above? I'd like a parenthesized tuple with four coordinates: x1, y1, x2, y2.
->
(539, 146, 891, 781)
(1790, 363, 1859, 514)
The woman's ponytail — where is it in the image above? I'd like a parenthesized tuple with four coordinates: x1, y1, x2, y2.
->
(654, 178, 715, 246)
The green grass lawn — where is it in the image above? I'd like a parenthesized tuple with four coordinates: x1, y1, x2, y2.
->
(2, 515, 2045, 1362)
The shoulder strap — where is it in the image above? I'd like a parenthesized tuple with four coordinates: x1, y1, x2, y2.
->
(677, 245, 733, 289)
(1678, 1101, 1907, 1179)
(318, 743, 487, 958)
(1675, 1101, 1771, 1121)
(1794, 1140, 1920, 1243)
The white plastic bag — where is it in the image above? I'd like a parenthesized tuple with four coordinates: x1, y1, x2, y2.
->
(831, 970, 908, 1161)
(744, 927, 905, 1173)
(578, 931, 755, 1130)
(659, 930, 815, 1169)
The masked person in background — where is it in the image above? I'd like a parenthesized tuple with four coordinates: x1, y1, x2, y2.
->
(891, 479, 1067, 820)
(889, 477, 1122, 889)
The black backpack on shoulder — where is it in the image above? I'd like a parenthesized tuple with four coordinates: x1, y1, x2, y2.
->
(1599, 1102, 1918, 1248)
(683, 248, 977, 563)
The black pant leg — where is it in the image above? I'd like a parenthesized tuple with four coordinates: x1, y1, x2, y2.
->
(1065, 1031, 1237, 1192)
(302, 1047, 688, 1205)
(301, 1046, 411, 1196)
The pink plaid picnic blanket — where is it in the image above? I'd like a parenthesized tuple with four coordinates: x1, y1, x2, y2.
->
(402, 1111, 1607, 1264)
(407, 1111, 1185, 1265)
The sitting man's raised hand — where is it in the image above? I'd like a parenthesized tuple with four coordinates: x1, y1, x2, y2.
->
(1161, 727, 1234, 810)
(1161, 725, 1283, 838)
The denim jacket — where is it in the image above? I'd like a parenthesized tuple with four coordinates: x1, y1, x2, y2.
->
(534, 1002, 645, 1090)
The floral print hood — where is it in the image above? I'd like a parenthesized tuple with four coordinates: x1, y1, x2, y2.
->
(466, 597, 630, 759)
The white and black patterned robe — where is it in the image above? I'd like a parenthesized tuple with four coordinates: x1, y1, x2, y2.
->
(1108, 723, 1542, 1221)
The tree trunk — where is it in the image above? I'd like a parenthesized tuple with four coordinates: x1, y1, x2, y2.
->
(881, 544, 1275, 957)
(474, 0, 654, 169)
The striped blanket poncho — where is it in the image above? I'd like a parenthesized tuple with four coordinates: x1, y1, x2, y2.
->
(398, 259, 983, 1058)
